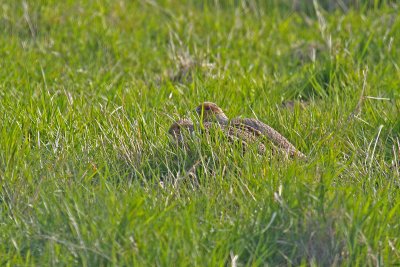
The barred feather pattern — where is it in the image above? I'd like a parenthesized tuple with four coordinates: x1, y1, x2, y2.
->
(195, 102, 306, 159)
(168, 119, 265, 154)
(231, 118, 306, 159)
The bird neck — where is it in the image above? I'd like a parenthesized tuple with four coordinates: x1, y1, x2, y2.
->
(215, 113, 229, 125)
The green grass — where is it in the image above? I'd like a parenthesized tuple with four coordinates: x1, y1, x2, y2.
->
(1, 0, 399, 265)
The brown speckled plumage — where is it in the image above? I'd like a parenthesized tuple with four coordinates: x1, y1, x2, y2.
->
(168, 119, 194, 146)
(168, 119, 265, 154)
(196, 102, 306, 159)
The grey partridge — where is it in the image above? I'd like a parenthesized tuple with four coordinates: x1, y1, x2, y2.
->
(168, 119, 195, 145)
(168, 119, 265, 154)
(195, 102, 306, 159)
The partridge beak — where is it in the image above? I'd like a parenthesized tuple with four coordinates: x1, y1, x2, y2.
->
(196, 106, 205, 116)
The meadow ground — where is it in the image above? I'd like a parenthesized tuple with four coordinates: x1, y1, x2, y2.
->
(1, 0, 399, 265)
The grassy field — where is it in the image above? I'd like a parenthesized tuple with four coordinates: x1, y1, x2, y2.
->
(1, 0, 399, 265)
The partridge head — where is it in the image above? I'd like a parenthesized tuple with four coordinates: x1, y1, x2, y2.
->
(195, 102, 229, 124)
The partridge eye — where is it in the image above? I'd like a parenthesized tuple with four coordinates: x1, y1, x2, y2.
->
(205, 106, 210, 110)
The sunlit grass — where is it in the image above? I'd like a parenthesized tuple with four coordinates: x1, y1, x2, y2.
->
(0, 0, 399, 265)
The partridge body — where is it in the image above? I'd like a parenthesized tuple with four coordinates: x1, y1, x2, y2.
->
(196, 102, 306, 159)
(168, 119, 195, 146)
(168, 119, 265, 154)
